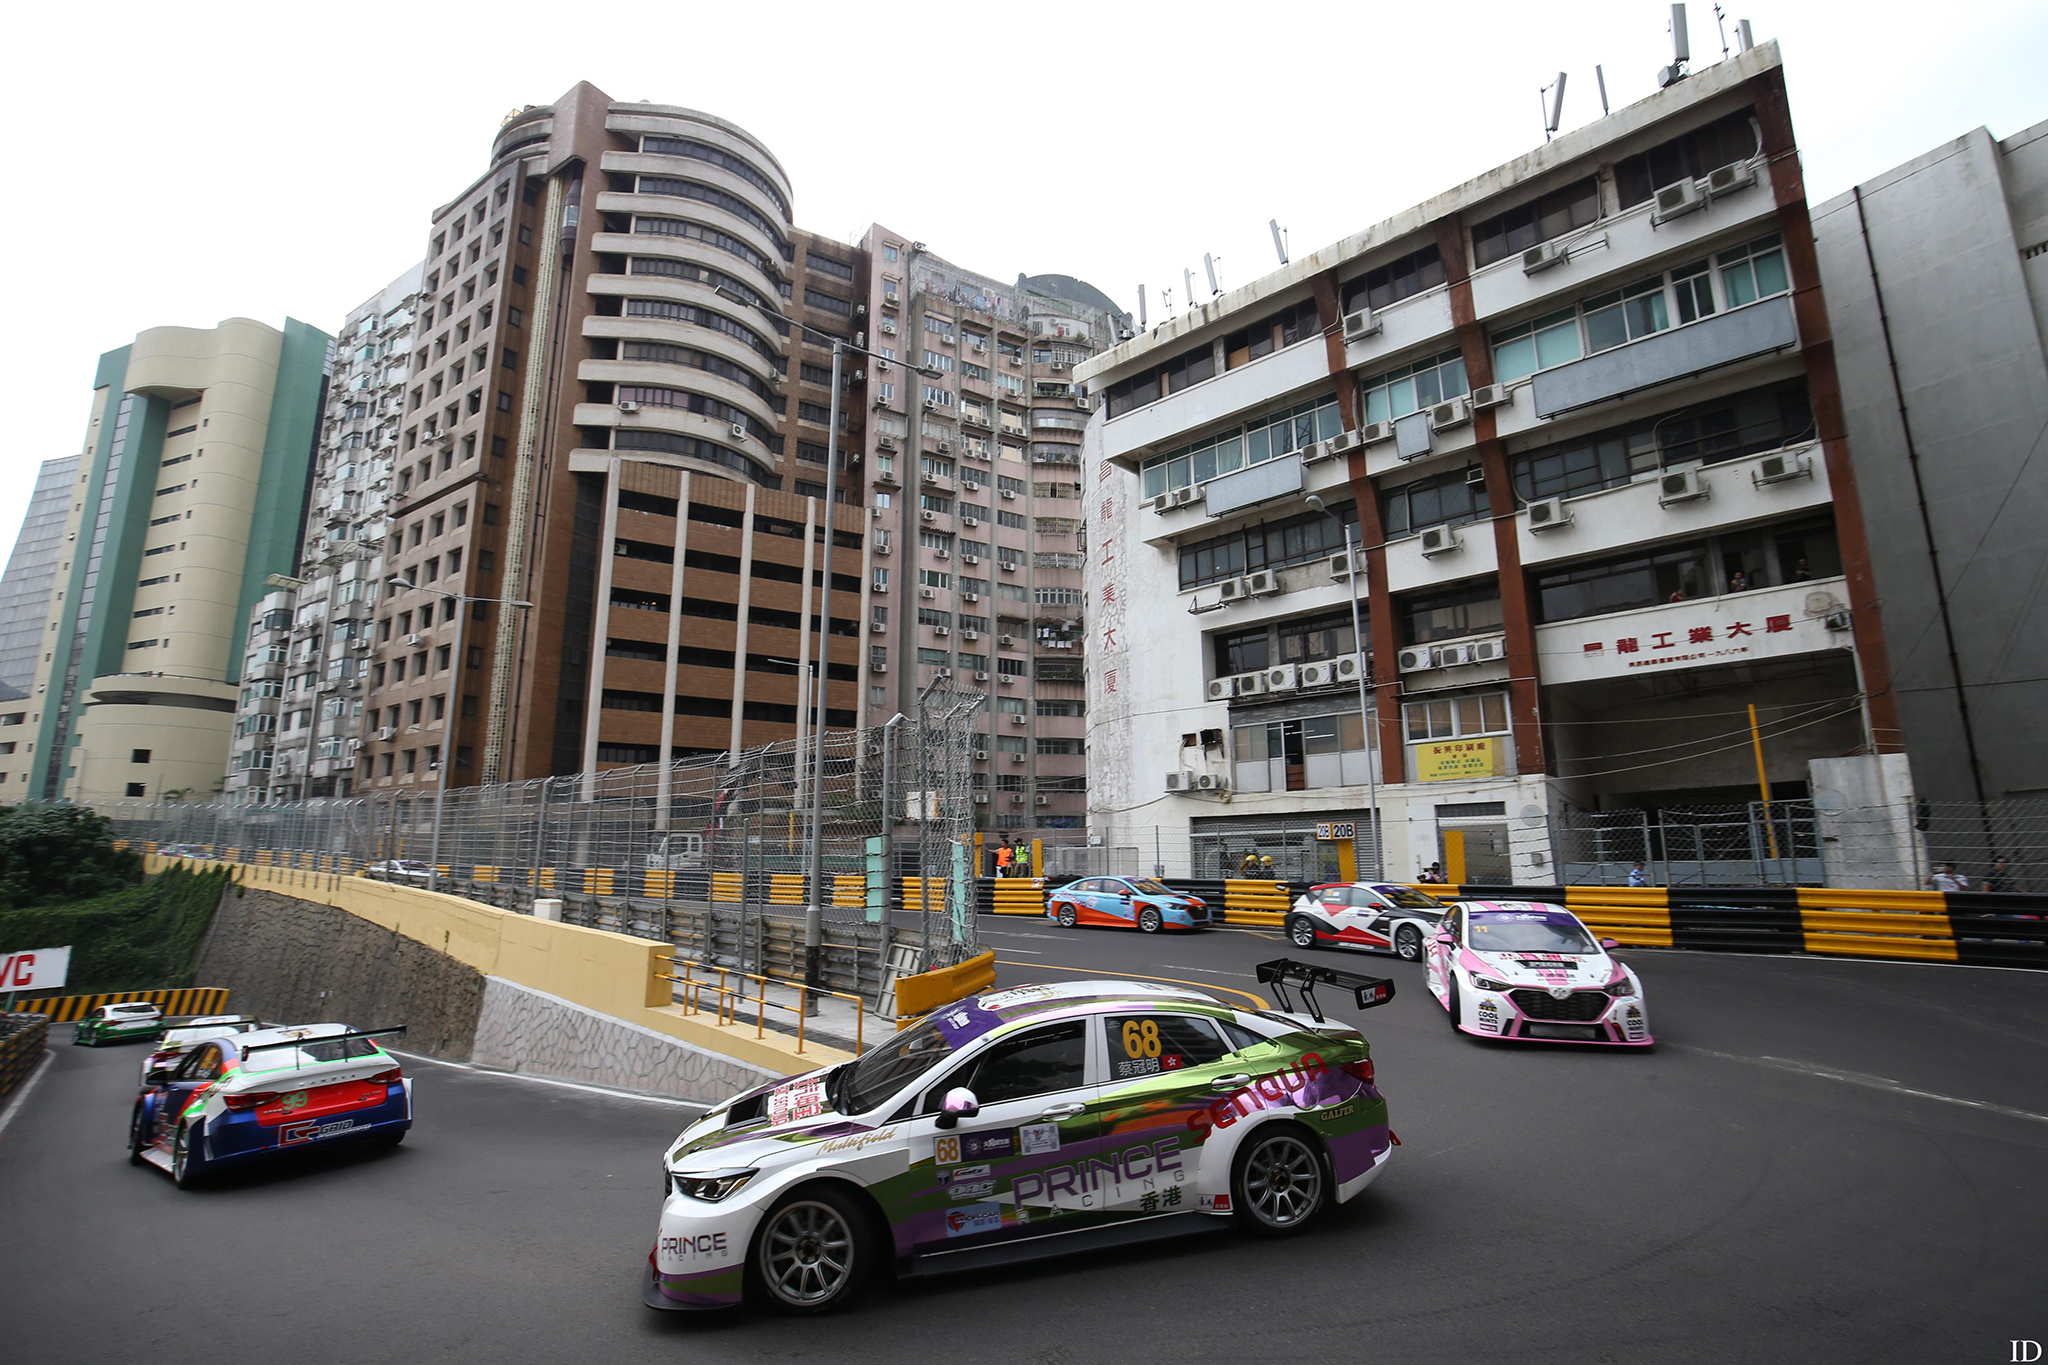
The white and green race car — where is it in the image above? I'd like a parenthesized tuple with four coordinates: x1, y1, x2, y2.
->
(74, 1002, 165, 1047)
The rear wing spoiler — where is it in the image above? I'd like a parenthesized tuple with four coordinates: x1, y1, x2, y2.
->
(1254, 959, 1394, 1023)
(240, 1026, 408, 1067)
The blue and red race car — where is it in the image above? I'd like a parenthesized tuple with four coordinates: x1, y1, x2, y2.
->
(129, 1023, 412, 1187)
(1047, 876, 1214, 933)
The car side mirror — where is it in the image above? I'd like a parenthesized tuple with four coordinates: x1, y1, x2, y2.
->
(935, 1087, 980, 1130)
(1600, 937, 1620, 950)
(146, 1067, 173, 1085)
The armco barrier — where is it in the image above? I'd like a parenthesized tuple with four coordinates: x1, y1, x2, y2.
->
(895, 949, 997, 1021)
(9, 986, 233, 1023)
(1, 1012, 50, 1100)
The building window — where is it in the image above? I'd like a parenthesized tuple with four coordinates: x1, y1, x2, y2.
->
(1359, 349, 1469, 425)
(1178, 503, 1356, 591)
(126, 782, 146, 797)
(1398, 582, 1504, 646)
(1383, 466, 1489, 539)
(1403, 692, 1510, 741)
(131, 748, 151, 763)
(1718, 234, 1791, 308)
(1614, 109, 1759, 209)
(1470, 176, 1601, 268)
(1509, 379, 1814, 502)
(1222, 301, 1318, 368)
(1138, 394, 1342, 500)
(1341, 244, 1444, 315)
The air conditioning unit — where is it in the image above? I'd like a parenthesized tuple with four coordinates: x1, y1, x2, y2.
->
(1329, 429, 1364, 456)
(1233, 671, 1269, 697)
(730, 421, 747, 440)
(1010, 714, 1028, 726)
(921, 509, 937, 522)
(1419, 524, 1463, 556)
(936, 440, 951, 453)
(1705, 162, 1757, 198)
(934, 625, 951, 636)
(405, 633, 425, 646)
(999, 634, 1016, 647)
(924, 399, 939, 410)
(1342, 308, 1381, 342)
(1470, 638, 1508, 664)
(1206, 677, 1235, 702)
(1333, 654, 1363, 683)
(973, 749, 989, 760)
(1170, 485, 1204, 508)
(1526, 496, 1573, 530)
(878, 435, 897, 451)
(352, 639, 373, 652)
(936, 668, 953, 679)
(1470, 383, 1511, 412)
(974, 670, 990, 680)
(1036, 795, 1051, 806)
(974, 793, 990, 804)
(999, 561, 1018, 573)
(962, 591, 980, 602)
(1051, 361, 1068, 372)
(1194, 773, 1230, 792)
(1265, 664, 1299, 692)
(873, 662, 887, 673)
(1652, 178, 1705, 224)
(958, 627, 980, 640)
(1397, 646, 1434, 673)
(1302, 439, 1340, 466)
(1245, 569, 1280, 596)
(1658, 467, 1710, 505)
(617, 399, 640, 413)
(1437, 643, 1476, 667)
(1009, 752, 1027, 763)
(1216, 577, 1250, 603)
(1299, 660, 1336, 688)
(880, 319, 897, 334)
(317, 680, 339, 694)
(1752, 451, 1813, 486)
(920, 587, 936, 600)
(1522, 241, 1568, 274)
(934, 549, 951, 560)
(1360, 421, 1394, 445)
(1464, 465, 1488, 487)
(1000, 489, 1017, 500)
(1328, 551, 1359, 580)
(1008, 792, 1027, 802)
(1429, 397, 1471, 432)
(962, 517, 980, 529)
(376, 727, 396, 742)
(868, 619, 887, 633)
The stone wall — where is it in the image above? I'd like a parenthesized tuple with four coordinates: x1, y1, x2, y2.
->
(193, 887, 485, 1060)
(471, 978, 778, 1101)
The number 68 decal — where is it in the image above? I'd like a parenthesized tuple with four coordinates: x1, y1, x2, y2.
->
(1121, 1019, 1162, 1059)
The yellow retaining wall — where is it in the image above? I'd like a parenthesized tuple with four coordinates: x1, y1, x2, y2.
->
(147, 855, 848, 1074)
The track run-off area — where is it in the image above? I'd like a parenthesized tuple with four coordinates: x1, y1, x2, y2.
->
(3, 921, 2043, 1364)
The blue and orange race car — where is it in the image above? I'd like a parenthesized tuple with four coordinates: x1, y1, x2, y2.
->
(129, 1023, 412, 1187)
(1047, 876, 1214, 933)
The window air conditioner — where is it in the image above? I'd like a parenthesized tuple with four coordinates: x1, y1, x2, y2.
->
(1000, 634, 1016, 646)
(1464, 465, 1488, 487)
(1658, 467, 1709, 505)
(1359, 420, 1394, 445)
(921, 509, 937, 521)
(376, 727, 396, 741)
(1194, 774, 1230, 792)
(1001, 489, 1017, 500)
(1170, 485, 1203, 507)
(1246, 569, 1280, 596)
(1010, 714, 1027, 725)
(974, 749, 989, 761)
(1705, 162, 1757, 198)
(1470, 638, 1508, 663)
(1299, 660, 1335, 688)
(920, 587, 936, 599)
(1397, 646, 1434, 673)
(1264, 664, 1299, 692)
(963, 591, 980, 602)
(1010, 752, 1027, 763)
(1301, 440, 1340, 466)
(1652, 178, 1705, 224)
(1436, 643, 1476, 667)
(1419, 524, 1463, 556)
(1233, 671, 1269, 697)
(1428, 397, 1471, 432)
(1342, 308, 1381, 342)
(962, 517, 980, 528)
(1333, 654, 1363, 683)
(974, 670, 989, 680)
(1526, 496, 1573, 530)
(1328, 551, 1359, 580)
(1036, 795, 1050, 806)
(1329, 429, 1364, 455)
(1470, 383, 1511, 412)
(405, 633, 425, 646)
(1752, 451, 1813, 486)
(934, 625, 951, 636)
(617, 400, 640, 413)
(1216, 576, 1249, 602)
(1522, 241, 1568, 274)
(1206, 677, 1235, 702)
(730, 421, 746, 440)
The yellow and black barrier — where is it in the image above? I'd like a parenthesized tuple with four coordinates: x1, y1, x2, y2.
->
(895, 949, 997, 1026)
(992, 878, 1048, 916)
(1222, 879, 1290, 927)
(12, 987, 232, 1023)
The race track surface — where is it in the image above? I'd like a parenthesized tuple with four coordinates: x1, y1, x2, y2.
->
(3, 923, 2043, 1364)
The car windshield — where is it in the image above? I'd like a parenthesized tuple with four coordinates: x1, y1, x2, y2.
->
(1373, 886, 1448, 912)
(1468, 914, 1599, 954)
(838, 1017, 957, 1114)
(243, 1035, 386, 1073)
(161, 1024, 249, 1047)
(1126, 879, 1174, 895)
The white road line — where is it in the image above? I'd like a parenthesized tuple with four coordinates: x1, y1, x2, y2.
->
(387, 1049, 708, 1110)
(0, 1050, 55, 1141)
(1680, 1046, 2048, 1126)
(992, 946, 1042, 954)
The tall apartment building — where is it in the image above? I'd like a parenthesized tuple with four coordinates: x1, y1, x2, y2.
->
(224, 264, 424, 801)
(359, 82, 872, 795)
(12, 319, 329, 804)
(0, 456, 82, 695)
(1082, 41, 1902, 884)
(1811, 117, 2048, 805)
(854, 233, 1124, 842)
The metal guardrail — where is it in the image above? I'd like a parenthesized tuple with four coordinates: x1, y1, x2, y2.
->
(658, 955, 865, 1055)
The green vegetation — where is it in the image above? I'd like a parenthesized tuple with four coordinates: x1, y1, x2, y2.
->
(0, 803, 142, 908)
(0, 866, 231, 996)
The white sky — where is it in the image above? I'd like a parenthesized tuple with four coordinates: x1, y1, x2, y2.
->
(2, 0, 2042, 567)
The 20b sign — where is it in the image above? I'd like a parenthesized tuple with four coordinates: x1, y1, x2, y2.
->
(1314, 822, 1357, 842)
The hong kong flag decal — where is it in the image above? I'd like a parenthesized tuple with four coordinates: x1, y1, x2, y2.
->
(1162, 1055, 1184, 1071)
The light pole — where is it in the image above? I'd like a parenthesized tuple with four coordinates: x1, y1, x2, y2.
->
(1305, 495, 1382, 879)
(715, 286, 942, 988)
(392, 578, 533, 893)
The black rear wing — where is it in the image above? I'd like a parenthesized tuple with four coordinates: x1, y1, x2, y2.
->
(239, 1026, 408, 1065)
(1254, 959, 1394, 1023)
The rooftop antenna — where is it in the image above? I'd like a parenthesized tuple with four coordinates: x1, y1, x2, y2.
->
(1270, 219, 1290, 266)
(1162, 286, 1175, 314)
(1183, 268, 1196, 310)
(1735, 18, 1754, 51)
(1596, 64, 1610, 115)
(1658, 3, 1691, 87)
(1204, 254, 1222, 296)
(1136, 284, 1147, 330)
(1713, 2, 1730, 58)
(1540, 71, 1568, 140)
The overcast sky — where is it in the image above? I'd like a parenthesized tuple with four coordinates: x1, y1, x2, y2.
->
(2, 0, 2042, 567)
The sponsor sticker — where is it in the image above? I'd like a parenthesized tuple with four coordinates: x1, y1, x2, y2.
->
(946, 1163, 992, 1180)
(946, 1179, 997, 1199)
(961, 1130, 1017, 1161)
(944, 1203, 1003, 1237)
(1198, 1193, 1231, 1212)
(767, 1078, 826, 1126)
(1623, 1005, 1648, 1041)
(659, 1232, 729, 1260)
(280, 1118, 360, 1146)
(934, 1002, 1006, 1050)
(1315, 1102, 1357, 1121)
(1018, 1123, 1060, 1156)
(1475, 998, 1502, 1033)
(933, 1135, 961, 1165)
(977, 984, 1059, 1011)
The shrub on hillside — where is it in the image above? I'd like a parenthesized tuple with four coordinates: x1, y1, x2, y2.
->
(0, 803, 143, 909)
(0, 866, 230, 995)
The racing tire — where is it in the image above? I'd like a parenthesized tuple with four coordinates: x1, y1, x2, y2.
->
(1395, 924, 1423, 962)
(171, 1121, 207, 1190)
(1286, 914, 1319, 950)
(128, 1103, 149, 1166)
(750, 1184, 873, 1314)
(1137, 906, 1162, 934)
(1444, 976, 1465, 1032)
(1056, 901, 1077, 928)
(1230, 1123, 1329, 1237)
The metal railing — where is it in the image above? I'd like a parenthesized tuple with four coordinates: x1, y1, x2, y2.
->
(660, 955, 865, 1055)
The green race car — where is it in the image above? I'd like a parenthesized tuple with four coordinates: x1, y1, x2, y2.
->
(74, 1002, 166, 1047)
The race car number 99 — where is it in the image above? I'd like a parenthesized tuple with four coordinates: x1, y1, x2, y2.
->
(1121, 1020, 1162, 1059)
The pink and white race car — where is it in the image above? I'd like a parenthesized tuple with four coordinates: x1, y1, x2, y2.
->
(1285, 882, 1451, 961)
(1424, 901, 1652, 1047)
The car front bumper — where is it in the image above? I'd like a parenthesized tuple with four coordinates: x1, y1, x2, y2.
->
(1459, 985, 1653, 1046)
(646, 1192, 762, 1310)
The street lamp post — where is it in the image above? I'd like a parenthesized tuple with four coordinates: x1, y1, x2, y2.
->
(393, 578, 532, 894)
(1305, 495, 1382, 879)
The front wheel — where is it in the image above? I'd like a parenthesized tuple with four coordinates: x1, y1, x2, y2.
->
(1231, 1125, 1328, 1236)
(1395, 924, 1423, 961)
(1286, 915, 1319, 950)
(1056, 901, 1077, 928)
(751, 1186, 873, 1314)
(1137, 906, 1162, 934)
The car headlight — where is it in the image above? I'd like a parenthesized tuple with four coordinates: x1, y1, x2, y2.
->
(1470, 975, 1513, 993)
(670, 1167, 757, 1201)
(1604, 977, 1636, 997)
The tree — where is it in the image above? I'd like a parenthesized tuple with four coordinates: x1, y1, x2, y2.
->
(0, 803, 144, 908)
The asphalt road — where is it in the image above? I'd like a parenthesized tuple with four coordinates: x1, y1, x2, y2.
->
(3, 925, 2044, 1365)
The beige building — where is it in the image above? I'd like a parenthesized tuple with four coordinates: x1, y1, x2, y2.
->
(11, 317, 329, 804)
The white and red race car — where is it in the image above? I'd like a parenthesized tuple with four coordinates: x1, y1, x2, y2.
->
(1285, 882, 1452, 961)
(1424, 900, 1652, 1047)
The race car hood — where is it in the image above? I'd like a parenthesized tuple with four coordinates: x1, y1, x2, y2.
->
(1460, 946, 1622, 988)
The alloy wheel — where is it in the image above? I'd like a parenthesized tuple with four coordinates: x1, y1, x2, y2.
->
(1239, 1131, 1326, 1230)
(760, 1200, 855, 1308)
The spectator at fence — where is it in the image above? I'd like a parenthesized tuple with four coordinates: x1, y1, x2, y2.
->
(1015, 845, 1032, 878)
(1420, 862, 1447, 884)
(995, 842, 1012, 877)
(1926, 862, 1970, 892)
(1983, 856, 2024, 894)
(1628, 861, 1649, 888)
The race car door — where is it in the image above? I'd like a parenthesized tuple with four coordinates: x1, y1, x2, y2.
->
(1090, 1010, 1242, 1218)
(1424, 905, 1464, 1001)
(152, 1042, 225, 1144)
(909, 1017, 1100, 1252)
(1064, 878, 1106, 923)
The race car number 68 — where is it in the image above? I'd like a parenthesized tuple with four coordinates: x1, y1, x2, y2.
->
(1121, 1020, 1161, 1059)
